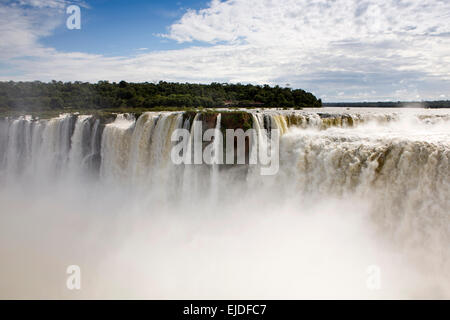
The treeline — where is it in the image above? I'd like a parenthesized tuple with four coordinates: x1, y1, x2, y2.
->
(0, 81, 322, 112)
(324, 101, 450, 109)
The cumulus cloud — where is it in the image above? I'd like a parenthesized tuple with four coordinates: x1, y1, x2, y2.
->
(16, 0, 68, 9)
(0, 2, 61, 59)
(0, 0, 449, 101)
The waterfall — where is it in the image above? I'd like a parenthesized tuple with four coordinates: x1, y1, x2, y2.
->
(1, 109, 448, 199)
(36, 114, 76, 178)
(84, 118, 103, 174)
(68, 115, 92, 177)
(143, 112, 184, 198)
(210, 113, 222, 200)
(247, 113, 265, 184)
(0, 107, 449, 298)
(269, 114, 288, 135)
(182, 113, 202, 201)
(0, 114, 76, 181)
(4, 117, 32, 177)
(0, 118, 8, 173)
(127, 112, 159, 186)
(99, 112, 184, 198)
(1, 109, 448, 189)
(100, 114, 136, 183)
(0, 109, 448, 253)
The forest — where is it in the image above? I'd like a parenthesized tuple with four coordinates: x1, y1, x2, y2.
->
(0, 81, 322, 112)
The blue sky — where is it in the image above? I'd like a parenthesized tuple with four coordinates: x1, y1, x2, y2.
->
(1, 0, 449, 102)
(42, 0, 209, 55)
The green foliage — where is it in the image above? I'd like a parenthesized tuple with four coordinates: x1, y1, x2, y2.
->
(0, 81, 322, 112)
(220, 112, 253, 131)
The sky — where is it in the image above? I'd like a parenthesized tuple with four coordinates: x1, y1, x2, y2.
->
(0, 0, 449, 102)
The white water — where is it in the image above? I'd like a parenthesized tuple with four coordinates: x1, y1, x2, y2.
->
(0, 108, 449, 299)
(210, 114, 222, 202)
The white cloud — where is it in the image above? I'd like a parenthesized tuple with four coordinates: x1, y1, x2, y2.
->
(0, 3, 61, 59)
(16, 0, 68, 9)
(0, 0, 449, 102)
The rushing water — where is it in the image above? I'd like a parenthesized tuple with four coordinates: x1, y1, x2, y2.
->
(0, 108, 449, 299)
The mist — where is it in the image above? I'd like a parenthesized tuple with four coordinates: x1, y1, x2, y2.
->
(0, 108, 448, 299)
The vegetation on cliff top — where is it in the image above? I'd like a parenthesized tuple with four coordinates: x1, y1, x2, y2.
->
(0, 81, 322, 114)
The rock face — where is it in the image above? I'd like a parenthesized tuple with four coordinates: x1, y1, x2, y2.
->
(220, 112, 253, 131)
(182, 111, 253, 131)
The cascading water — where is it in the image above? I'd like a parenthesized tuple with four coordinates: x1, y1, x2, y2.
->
(182, 113, 203, 201)
(100, 113, 136, 183)
(210, 113, 222, 201)
(68, 115, 92, 176)
(0, 108, 449, 299)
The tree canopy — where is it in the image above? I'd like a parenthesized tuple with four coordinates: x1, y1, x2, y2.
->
(0, 81, 322, 112)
